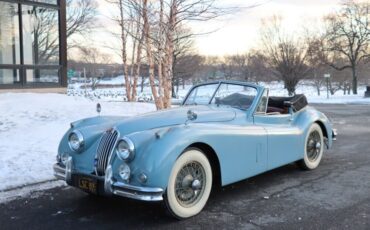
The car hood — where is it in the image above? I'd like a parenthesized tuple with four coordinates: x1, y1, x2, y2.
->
(113, 105, 236, 135)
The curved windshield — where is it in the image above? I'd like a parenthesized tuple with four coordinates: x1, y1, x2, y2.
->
(183, 83, 258, 110)
(183, 83, 219, 106)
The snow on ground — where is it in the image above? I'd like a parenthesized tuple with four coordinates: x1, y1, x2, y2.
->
(0, 180, 65, 204)
(69, 80, 370, 104)
(260, 81, 370, 104)
(0, 93, 155, 193)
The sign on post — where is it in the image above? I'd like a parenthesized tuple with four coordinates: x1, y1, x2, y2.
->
(67, 69, 75, 78)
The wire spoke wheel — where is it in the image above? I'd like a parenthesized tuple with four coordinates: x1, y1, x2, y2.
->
(298, 123, 324, 170)
(175, 161, 206, 207)
(164, 148, 213, 219)
(306, 130, 322, 162)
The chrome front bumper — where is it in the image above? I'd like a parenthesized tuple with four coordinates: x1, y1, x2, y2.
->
(53, 163, 163, 201)
(53, 163, 67, 180)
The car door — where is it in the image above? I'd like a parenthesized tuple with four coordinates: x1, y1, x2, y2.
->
(253, 90, 303, 170)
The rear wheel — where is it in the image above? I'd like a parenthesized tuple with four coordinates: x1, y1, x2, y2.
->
(298, 123, 324, 170)
(164, 148, 212, 219)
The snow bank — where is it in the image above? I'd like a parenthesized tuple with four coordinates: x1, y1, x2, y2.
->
(0, 93, 155, 192)
(259, 81, 370, 104)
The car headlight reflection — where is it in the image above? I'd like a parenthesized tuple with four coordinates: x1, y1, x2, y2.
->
(118, 163, 131, 181)
(116, 137, 135, 161)
(68, 130, 84, 152)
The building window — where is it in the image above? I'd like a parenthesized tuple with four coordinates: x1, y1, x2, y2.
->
(0, 0, 66, 88)
(0, 68, 20, 85)
(26, 68, 60, 83)
(0, 2, 21, 66)
(31, 0, 58, 4)
(22, 5, 59, 65)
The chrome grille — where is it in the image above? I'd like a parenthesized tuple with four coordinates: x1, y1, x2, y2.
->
(96, 129, 118, 175)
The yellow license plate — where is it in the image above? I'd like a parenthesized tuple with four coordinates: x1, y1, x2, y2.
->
(78, 177, 97, 194)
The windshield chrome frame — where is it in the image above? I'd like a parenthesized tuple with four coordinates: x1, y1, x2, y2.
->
(181, 81, 259, 109)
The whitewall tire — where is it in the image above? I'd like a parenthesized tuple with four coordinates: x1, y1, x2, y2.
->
(298, 123, 324, 170)
(164, 148, 213, 219)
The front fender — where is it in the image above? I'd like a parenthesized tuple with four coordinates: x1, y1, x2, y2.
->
(124, 125, 194, 189)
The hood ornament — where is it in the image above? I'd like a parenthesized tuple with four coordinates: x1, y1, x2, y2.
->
(186, 110, 197, 125)
(96, 103, 101, 116)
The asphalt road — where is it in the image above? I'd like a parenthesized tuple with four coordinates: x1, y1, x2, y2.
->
(1, 104, 370, 230)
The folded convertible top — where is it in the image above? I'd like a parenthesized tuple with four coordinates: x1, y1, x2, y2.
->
(268, 94, 308, 112)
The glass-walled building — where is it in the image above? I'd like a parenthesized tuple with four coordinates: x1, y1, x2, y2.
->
(0, 0, 66, 89)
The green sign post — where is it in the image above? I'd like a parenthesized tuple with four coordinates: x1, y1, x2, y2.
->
(67, 69, 75, 78)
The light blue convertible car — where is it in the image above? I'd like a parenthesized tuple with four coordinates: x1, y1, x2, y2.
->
(54, 81, 336, 219)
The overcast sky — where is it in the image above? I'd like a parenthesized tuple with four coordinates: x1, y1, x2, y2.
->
(89, 0, 342, 62)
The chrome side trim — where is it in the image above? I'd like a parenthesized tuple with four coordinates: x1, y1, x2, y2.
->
(53, 163, 66, 180)
(112, 181, 164, 201)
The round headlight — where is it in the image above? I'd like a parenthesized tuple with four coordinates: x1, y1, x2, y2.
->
(116, 137, 135, 161)
(68, 130, 84, 152)
(118, 163, 130, 181)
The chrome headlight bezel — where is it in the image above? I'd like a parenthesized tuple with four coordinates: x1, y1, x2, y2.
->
(68, 130, 84, 152)
(116, 137, 135, 161)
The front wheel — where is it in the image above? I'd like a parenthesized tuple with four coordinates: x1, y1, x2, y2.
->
(164, 148, 212, 219)
(298, 123, 324, 170)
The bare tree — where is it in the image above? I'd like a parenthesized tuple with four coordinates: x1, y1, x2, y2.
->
(173, 54, 203, 94)
(323, 0, 370, 94)
(246, 51, 271, 83)
(305, 35, 328, 96)
(66, 0, 97, 49)
(219, 55, 250, 81)
(143, 0, 164, 109)
(143, 0, 236, 109)
(260, 15, 310, 95)
(108, 0, 251, 109)
(79, 46, 112, 90)
(172, 26, 196, 95)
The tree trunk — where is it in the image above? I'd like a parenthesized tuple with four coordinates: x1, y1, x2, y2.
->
(119, 0, 131, 101)
(140, 76, 145, 93)
(352, 66, 358, 95)
(131, 14, 143, 101)
(131, 31, 143, 101)
(171, 53, 177, 98)
(347, 83, 351, 95)
(162, 1, 177, 108)
(171, 77, 176, 98)
(143, 0, 163, 110)
(329, 79, 335, 95)
(176, 78, 180, 94)
(157, 0, 165, 99)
